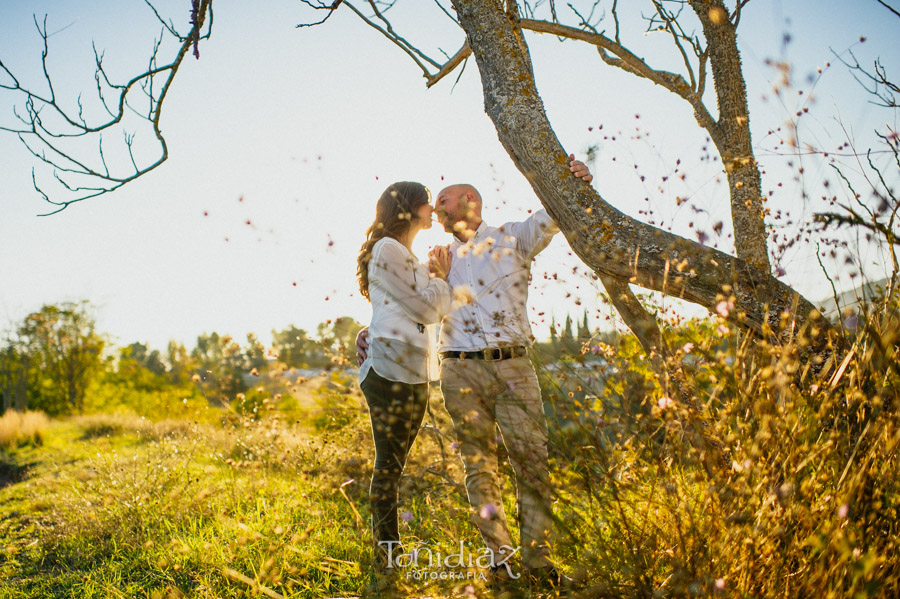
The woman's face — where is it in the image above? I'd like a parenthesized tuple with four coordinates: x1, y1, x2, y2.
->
(414, 202, 434, 229)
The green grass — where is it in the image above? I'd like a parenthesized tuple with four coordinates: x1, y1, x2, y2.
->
(1, 414, 370, 598)
(0, 405, 527, 598)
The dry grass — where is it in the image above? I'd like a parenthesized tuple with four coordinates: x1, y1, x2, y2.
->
(0, 409, 49, 449)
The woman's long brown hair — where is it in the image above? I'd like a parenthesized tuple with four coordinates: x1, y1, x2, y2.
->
(357, 181, 430, 300)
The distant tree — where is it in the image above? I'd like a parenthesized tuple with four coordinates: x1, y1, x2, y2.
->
(114, 343, 171, 392)
(271, 325, 323, 369)
(578, 312, 590, 341)
(0, 341, 29, 412)
(316, 317, 364, 368)
(191, 332, 246, 405)
(165, 340, 194, 386)
(122, 342, 167, 376)
(16, 302, 105, 414)
(243, 333, 268, 374)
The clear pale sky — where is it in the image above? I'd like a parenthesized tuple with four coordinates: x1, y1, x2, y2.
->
(1, 0, 897, 352)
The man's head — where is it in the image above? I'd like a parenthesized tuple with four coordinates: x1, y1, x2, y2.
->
(434, 184, 483, 240)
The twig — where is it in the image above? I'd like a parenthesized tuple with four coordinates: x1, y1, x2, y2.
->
(426, 43, 470, 88)
(222, 567, 286, 599)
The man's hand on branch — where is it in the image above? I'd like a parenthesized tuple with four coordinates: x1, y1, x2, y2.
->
(569, 154, 593, 183)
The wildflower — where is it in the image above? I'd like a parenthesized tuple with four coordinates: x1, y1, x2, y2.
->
(401, 511, 414, 522)
(657, 396, 675, 410)
(717, 324, 729, 334)
(837, 504, 849, 518)
(715, 578, 725, 590)
(479, 503, 498, 520)
(681, 342, 694, 354)
(453, 285, 475, 305)
(716, 300, 733, 318)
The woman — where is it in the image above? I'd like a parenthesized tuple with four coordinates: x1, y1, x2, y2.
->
(356, 181, 452, 568)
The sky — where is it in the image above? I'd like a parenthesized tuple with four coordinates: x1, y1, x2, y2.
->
(1, 0, 898, 353)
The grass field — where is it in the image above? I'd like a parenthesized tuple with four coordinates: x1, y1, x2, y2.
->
(0, 390, 529, 598)
(2, 305, 899, 598)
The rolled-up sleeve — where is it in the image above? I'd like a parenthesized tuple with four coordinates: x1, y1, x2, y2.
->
(369, 241, 451, 324)
(505, 209, 560, 260)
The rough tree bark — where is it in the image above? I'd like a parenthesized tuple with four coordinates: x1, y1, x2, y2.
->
(514, 0, 772, 353)
(523, 1, 770, 270)
(451, 0, 824, 343)
(690, 0, 769, 271)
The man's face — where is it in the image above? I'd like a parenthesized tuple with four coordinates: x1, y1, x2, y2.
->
(434, 185, 481, 235)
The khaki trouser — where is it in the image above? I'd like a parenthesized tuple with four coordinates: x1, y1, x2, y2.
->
(440, 356, 553, 570)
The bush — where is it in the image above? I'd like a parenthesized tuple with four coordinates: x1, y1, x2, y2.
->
(86, 372, 211, 422)
(543, 290, 900, 597)
(0, 409, 49, 449)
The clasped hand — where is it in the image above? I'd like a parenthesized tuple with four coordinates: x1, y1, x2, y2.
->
(428, 245, 452, 279)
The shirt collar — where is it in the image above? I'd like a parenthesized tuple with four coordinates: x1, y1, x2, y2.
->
(450, 220, 487, 248)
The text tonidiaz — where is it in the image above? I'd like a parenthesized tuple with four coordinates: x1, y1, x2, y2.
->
(378, 541, 521, 580)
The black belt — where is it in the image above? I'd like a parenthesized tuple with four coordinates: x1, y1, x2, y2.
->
(440, 346, 528, 361)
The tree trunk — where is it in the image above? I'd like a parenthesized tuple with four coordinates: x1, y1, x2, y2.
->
(599, 275, 666, 355)
(451, 0, 824, 343)
(690, 0, 771, 272)
(14, 365, 27, 412)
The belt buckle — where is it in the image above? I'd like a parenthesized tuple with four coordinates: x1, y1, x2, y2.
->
(484, 348, 502, 361)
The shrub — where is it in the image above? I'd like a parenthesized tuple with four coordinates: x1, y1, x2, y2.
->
(543, 289, 900, 597)
(0, 409, 49, 449)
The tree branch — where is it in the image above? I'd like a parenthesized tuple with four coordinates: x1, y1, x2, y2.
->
(452, 0, 829, 349)
(1, 0, 213, 214)
(517, 18, 720, 139)
(426, 43, 471, 88)
(874, 0, 900, 20)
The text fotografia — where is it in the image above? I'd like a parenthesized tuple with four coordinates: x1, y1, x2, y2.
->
(379, 541, 521, 580)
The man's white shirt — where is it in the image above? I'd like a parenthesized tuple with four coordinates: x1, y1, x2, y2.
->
(438, 210, 559, 352)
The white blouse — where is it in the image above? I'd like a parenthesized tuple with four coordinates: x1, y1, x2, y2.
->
(359, 237, 451, 385)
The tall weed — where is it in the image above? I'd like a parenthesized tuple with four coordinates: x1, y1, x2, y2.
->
(541, 290, 900, 597)
(0, 409, 49, 449)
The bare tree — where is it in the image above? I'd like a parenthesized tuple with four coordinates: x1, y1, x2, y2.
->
(299, 0, 829, 352)
(452, 1, 824, 334)
(0, 0, 211, 215)
(1, 0, 836, 355)
(815, 51, 900, 298)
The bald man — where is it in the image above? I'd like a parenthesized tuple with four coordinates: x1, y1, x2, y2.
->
(429, 156, 590, 588)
